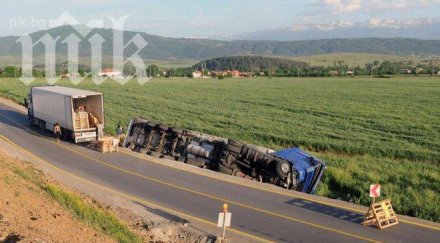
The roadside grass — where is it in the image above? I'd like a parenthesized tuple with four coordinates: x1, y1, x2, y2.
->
(45, 184, 142, 243)
(8, 160, 142, 243)
(0, 77, 439, 222)
(314, 152, 440, 222)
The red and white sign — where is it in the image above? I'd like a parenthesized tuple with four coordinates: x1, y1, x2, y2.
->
(370, 184, 381, 198)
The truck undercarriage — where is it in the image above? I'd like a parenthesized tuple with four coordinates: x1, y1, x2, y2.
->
(123, 118, 326, 194)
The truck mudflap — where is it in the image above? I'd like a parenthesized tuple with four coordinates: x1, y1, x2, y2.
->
(124, 118, 327, 194)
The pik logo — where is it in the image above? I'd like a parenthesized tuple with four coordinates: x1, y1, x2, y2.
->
(16, 12, 150, 85)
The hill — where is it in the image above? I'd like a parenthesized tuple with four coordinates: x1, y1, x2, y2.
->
(1, 25, 440, 66)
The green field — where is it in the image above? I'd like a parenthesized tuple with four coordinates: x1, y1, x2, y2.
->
(0, 77, 439, 222)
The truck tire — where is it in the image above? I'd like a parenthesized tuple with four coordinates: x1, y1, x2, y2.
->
(241, 146, 257, 161)
(275, 160, 291, 178)
(157, 123, 169, 131)
(147, 121, 158, 128)
(228, 139, 243, 147)
(226, 144, 242, 154)
(38, 120, 46, 131)
(171, 127, 183, 135)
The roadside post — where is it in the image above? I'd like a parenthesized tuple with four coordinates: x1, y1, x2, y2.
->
(369, 184, 381, 204)
(363, 184, 399, 229)
(218, 203, 231, 242)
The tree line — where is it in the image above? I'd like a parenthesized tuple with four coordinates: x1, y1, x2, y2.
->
(1, 58, 439, 78)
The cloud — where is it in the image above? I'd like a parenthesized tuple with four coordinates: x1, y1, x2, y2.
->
(323, 0, 362, 12)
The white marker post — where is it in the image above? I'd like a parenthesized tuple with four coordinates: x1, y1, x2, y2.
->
(218, 203, 231, 242)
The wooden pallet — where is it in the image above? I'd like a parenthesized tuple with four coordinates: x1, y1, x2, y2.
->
(97, 137, 119, 153)
(73, 111, 90, 130)
(363, 199, 398, 229)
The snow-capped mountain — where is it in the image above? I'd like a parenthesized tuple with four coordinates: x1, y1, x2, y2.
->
(229, 18, 440, 41)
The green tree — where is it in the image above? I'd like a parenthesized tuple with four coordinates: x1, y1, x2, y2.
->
(3, 66, 17, 77)
(378, 60, 394, 75)
(146, 65, 159, 78)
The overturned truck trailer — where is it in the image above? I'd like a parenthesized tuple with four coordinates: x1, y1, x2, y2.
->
(123, 118, 326, 194)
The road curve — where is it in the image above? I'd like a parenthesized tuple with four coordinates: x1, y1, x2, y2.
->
(0, 100, 438, 243)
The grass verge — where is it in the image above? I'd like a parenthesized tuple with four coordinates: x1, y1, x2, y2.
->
(12, 162, 142, 243)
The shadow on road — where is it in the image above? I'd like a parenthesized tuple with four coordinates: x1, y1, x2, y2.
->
(285, 198, 364, 224)
(0, 108, 56, 139)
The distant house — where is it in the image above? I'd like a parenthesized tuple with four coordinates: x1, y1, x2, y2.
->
(416, 67, 425, 74)
(229, 70, 240, 78)
(401, 68, 412, 74)
(346, 71, 354, 76)
(98, 68, 122, 78)
(329, 70, 338, 76)
(239, 72, 252, 77)
(192, 71, 202, 78)
(437, 71, 440, 75)
(60, 73, 81, 79)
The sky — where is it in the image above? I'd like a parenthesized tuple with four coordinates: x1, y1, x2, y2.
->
(2, 0, 440, 38)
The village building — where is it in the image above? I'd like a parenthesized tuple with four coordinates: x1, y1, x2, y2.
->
(98, 68, 122, 78)
(192, 71, 203, 78)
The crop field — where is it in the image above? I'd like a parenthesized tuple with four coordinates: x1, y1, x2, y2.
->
(0, 77, 439, 222)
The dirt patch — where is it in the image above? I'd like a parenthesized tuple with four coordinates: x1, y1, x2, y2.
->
(0, 152, 114, 243)
(0, 142, 215, 243)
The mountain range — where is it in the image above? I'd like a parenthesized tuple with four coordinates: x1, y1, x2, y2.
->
(230, 18, 440, 41)
(0, 25, 440, 65)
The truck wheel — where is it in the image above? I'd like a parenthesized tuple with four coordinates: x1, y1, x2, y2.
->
(228, 139, 243, 147)
(157, 123, 169, 131)
(275, 160, 291, 178)
(224, 153, 237, 166)
(171, 127, 183, 135)
(61, 128, 70, 141)
(226, 144, 242, 154)
(39, 120, 46, 131)
(147, 121, 158, 128)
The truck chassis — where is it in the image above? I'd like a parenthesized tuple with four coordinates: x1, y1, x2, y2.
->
(123, 118, 326, 193)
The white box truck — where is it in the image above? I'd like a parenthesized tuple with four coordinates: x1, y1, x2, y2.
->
(25, 86, 105, 143)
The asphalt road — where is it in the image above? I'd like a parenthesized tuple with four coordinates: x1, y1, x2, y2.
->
(0, 101, 438, 243)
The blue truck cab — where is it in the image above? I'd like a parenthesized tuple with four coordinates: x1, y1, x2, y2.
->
(274, 148, 326, 194)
